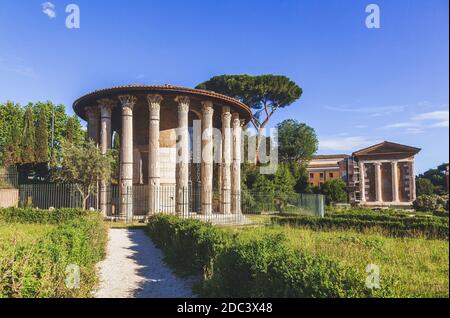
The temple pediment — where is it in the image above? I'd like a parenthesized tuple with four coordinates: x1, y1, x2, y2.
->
(353, 141, 421, 159)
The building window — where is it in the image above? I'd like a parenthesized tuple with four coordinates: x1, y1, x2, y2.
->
(320, 173, 324, 179)
(329, 173, 334, 178)
(309, 173, 314, 179)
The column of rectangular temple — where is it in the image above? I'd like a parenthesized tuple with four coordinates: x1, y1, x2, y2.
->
(175, 96, 190, 216)
(231, 112, 242, 214)
(410, 160, 416, 201)
(374, 162, 382, 202)
(98, 99, 116, 216)
(391, 161, 399, 202)
(118, 95, 137, 221)
(201, 101, 214, 215)
(359, 161, 366, 203)
(221, 107, 232, 214)
(147, 94, 163, 215)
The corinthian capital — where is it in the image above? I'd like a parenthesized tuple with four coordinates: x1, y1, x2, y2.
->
(147, 94, 163, 111)
(118, 95, 137, 110)
(201, 101, 214, 116)
(231, 112, 241, 127)
(175, 96, 190, 113)
(97, 98, 117, 116)
(85, 106, 100, 118)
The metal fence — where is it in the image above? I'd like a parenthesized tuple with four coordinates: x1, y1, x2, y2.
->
(18, 183, 97, 210)
(0, 166, 18, 188)
(10, 183, 325, 224)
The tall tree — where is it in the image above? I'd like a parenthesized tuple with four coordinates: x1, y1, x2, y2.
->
(35, 107, 49, 163)
(21, 107, 35, 164)
(277, 119, 318, 164)
(0, 101, 24, 165)
(197, 75, 302, 130)
(197, 75, 302, 161)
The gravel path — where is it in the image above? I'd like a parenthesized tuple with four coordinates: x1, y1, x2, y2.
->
(94, 228, 195, 298)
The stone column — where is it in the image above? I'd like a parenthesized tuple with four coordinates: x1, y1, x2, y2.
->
(98, 99, 116, 217)
(374, 162, 382, 203)
(391, 161, 399, 202)
(359, 161, 366, 203)
(201, 101, 214, 215)
(118, 95, 137, 221)
(410, 160, 416, 202)
(85, 106, 100, 210)
(221, 107, 232, 215)
(85, 106, 100, 143)
(175, 96, 190, 216)
(231, 112, 242, 214)
(147, 95, 163, 215)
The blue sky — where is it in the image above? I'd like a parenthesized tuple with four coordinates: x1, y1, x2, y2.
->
(0, 0, 448, 173)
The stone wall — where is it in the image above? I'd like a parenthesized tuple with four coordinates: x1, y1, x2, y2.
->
(0, 188, 19, 208)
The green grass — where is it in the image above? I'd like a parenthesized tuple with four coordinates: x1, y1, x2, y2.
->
(227, 225, 449, 297)
(0, 208, 107, 298)
(0, 222, 55, 243)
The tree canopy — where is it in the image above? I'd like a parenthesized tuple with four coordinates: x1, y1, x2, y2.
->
(53, 140, 114, 209)
(277, 119, 318, 164)
(196, 74, 302, 131)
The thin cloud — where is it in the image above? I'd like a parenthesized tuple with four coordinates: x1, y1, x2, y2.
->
(42, 2, 56, 19)
(383, 110, 449, 132)
(319, 136, 377, 152)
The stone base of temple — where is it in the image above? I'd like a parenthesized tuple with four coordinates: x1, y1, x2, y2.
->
(185, 213, 251, 225)
(104, 212, 251, 225)
(359, 201, 414, 209)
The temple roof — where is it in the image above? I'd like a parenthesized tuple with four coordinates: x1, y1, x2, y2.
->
(352, 141, 421, 158)
(73, 84, 252, 122)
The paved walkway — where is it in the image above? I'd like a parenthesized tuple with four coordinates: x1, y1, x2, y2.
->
(94, 228, 195, 298)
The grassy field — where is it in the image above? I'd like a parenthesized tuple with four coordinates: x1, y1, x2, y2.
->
(0, 221, 55, 243)
(226, 222, 449, 297)
(0, 208, 107, 298)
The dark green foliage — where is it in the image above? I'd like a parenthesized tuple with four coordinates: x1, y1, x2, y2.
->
(414, 194, 449, 212)
(196, 75, 302, 130)
(0, 208, 107, 298)
(21, 107, 35, 164)
(416, 178, 435, 196)
(272, 211, 449, 240)
(146, 215, 390, 297)
(321, 179, 348, 204)
(277, 119, 318, 164)
(418, 163, 449, 195)
(35, 107, 49, 163)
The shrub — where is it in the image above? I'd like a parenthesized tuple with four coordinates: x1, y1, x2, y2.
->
(0, 208, 107, 298)
(414, 194, 448, 212)
(320, 179, 348, 205)
(416, 178, 435, 196)
(146, 214, 392, 297)
(272, 214, 449, 240)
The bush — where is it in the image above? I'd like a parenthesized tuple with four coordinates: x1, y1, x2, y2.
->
(0, 208, 107, 298)
(146, 214, 392, 297)
(416, 178, 435, 196)
(272, 214, 449, 240)
(414, 194, 448, 212)
(320, 179, 348, 205)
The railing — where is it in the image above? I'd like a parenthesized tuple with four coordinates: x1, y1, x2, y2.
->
(11, 183, 325, 223)
(0, 166, 18, 188)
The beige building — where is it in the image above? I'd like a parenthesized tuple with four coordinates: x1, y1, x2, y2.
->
(73, 85, 252, 221)
(307, 154, 349, 187)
